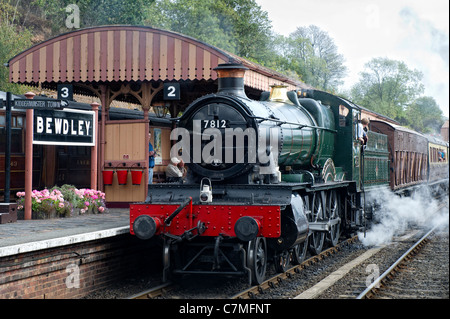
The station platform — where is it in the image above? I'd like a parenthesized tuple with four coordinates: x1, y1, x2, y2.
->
(0, 208, 130, 258)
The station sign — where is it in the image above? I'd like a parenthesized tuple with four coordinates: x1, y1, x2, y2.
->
(57, 84, 73, 101)
(13, 98, 67, 110)
(33, 109, 95, 146)
(163, 82, 181, 100)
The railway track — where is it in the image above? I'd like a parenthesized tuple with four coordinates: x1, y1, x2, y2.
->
(127, 282, 175, 299)
(125, 197, 448, 300)
(357, 226, 449, 299)
(231, 236, 359, 299)
(126, 225, 449, 300)
(127, 235, 361, 299)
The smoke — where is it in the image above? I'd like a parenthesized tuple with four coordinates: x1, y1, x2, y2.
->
(398, 6, 449, 118)
(358, 186, 449, 247)
(399, 7, 449, 67)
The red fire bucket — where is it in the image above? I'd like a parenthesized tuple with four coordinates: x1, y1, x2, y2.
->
(116, 170, 128, 185)
(102, 170, 114, 185)
(131, 170, 143, 185)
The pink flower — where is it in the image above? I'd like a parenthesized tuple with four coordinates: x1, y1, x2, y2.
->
(98, 206, 105, 213)
(59, 203, 65, 208)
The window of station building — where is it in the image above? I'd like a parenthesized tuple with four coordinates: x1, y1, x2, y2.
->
(0, 114, 25, 154)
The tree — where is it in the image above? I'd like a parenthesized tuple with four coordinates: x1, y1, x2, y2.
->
(84, 0, 155, 26)
(216, 0, 273, 61)
(145, 0, 236, 53)
(285, 25, 347, 91)
(144, 0, 273, 61)
(33, 0, 155, 35)
(406, 96, 444, 134)
(0, 1, 33, 93)
(350, 57, 424, 121)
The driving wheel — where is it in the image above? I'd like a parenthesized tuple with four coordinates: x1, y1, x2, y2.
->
(247, 237, 267, 285)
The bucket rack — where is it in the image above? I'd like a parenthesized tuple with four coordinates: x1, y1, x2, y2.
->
(102, 162, 146, 186)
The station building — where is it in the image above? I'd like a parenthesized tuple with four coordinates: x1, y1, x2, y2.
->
(3, 25, 304, 205)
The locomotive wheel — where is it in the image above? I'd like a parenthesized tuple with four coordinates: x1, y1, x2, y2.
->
(274, 250, 291, 273)
(292, 236, 308, 265)
(247, 237, 267, 285)
(326, 190, 341, 247)
(308, 192, 325, 255)
(162, 239, 171, 282)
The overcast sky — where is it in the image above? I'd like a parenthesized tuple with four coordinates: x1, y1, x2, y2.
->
(255, 0, 449, 117)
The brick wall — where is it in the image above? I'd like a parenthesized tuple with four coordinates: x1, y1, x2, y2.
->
(0, 235, 161, 299)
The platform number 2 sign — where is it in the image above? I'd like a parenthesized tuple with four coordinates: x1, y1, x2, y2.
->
(163, 83, 180, 100)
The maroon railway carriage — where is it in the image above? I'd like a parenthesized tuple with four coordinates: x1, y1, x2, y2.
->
(370, 120, 429, 192)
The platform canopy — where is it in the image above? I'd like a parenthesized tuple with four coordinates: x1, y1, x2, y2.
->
(8, 25, 305, 115)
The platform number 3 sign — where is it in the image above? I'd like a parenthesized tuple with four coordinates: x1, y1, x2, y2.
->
(163, 83, 180, 101)
(57, 84, 73, 101)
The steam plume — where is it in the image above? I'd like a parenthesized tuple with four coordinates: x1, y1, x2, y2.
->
(358, 186, 449, 246)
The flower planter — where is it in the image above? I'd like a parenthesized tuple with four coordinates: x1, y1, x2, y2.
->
(31, 209, 58, 219)
(16, 186, 107, 220)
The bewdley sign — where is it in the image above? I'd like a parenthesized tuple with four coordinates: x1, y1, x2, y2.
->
(33, 109, 95, 146)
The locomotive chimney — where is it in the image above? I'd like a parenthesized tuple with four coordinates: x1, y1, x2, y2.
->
(214, 63, 248, 98)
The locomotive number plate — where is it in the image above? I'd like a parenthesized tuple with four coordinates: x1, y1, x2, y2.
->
(202, 119, 229, 129)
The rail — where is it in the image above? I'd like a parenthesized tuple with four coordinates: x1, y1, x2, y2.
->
(127, 282, 174, 299)
(356, 225, 437, 299)
(231, 235, 359, 299)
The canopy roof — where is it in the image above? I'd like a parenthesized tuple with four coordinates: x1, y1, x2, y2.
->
(8, 25, 303, 93)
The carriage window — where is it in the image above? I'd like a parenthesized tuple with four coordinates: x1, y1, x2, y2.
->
(11, 128, 24, 153)
(0, 116, 5, 153)
(17, 116, 23, 127)
(13, 115, 24, 127)
(430, 146, 447, 163)
(0, 115, 25, 154)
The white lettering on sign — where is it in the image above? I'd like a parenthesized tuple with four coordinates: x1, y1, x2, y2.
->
(71, 120, 77, 135)
(63, 119, 69, 134)
(55, 118, 63, 134)
(37, 117, 44, 133)
(78, 120, 83, 135)
(85, 121, 91, 135)
(46, 117, 52, 134)
(35, 116, 92, 136)
(33, 109, 95, 146)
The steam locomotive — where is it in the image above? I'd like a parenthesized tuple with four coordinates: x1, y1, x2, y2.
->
(130, 63, 449, 284)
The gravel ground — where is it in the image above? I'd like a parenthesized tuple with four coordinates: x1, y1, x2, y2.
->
(83, 271, 164, 299)
(372, 228, 449, 299)
(83, 227, 449, 299)
(83, 237, 367, 299)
